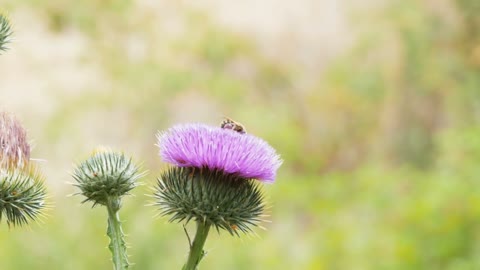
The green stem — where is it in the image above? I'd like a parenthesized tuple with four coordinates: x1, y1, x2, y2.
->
(183, 220, 211, 270)
(106, 197, 129, 270)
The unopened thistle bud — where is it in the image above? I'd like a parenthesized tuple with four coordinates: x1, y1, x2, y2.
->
(72, 149, 144, 207)
(72, 149, 145, 270)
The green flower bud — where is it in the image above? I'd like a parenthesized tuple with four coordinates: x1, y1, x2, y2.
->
(72, 149, 144, 207)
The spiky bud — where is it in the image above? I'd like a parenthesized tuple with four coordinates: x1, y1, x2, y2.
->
(155, 167, 265, 236)
(72, 149, 144, 207)
(0, 13, 12, 53)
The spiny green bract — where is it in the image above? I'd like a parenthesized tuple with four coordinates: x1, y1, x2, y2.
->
(0, 13, 12, 53)
(72, 150, 144, 207)
(0, 168, 47, 227)
(154, 167, 266, 236)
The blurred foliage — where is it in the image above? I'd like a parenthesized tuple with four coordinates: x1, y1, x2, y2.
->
(2, 0, 480, 269)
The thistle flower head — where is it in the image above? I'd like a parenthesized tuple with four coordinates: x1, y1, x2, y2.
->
(155, 123, 281, 235)
(0, 112, 31, 170)
(0, 111, 47, 227)
(157, 123, 282, 182)
(72, 149, 144, 207)
(0, 13, 12, 53)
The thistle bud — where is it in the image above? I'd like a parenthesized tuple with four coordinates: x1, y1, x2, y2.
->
(72, 149, 144, 207)
(72, 148, 145, 269)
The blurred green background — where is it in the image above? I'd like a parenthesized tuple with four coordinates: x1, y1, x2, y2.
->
(1, 0, 480, 269)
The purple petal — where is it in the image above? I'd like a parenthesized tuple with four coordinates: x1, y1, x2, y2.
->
(157, 123, 282, 182)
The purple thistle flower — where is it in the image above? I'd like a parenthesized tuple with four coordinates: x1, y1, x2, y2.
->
(157, 123, 282, 182)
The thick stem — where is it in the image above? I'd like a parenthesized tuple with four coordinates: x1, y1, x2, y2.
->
(183, 220, 211, 270)
(106, 197, 129, 270)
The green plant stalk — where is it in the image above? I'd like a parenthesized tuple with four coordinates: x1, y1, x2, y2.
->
(106, 197, 129, 270)
(183, 220, 211, 270)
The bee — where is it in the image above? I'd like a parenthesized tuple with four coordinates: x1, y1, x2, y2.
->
(220, 117, 247, 134)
